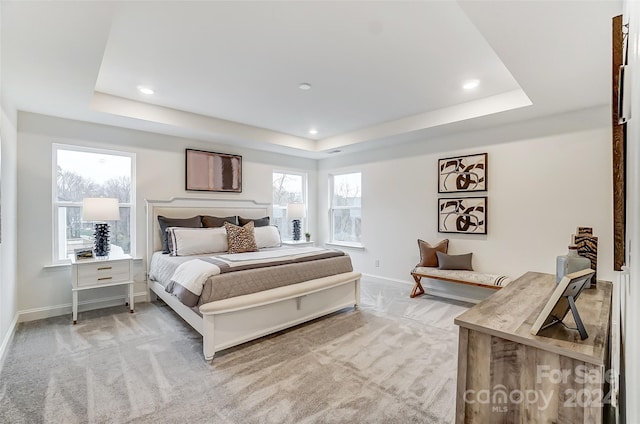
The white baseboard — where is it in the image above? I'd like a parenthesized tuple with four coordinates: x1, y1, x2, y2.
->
(18, 291, 148, 323)
(0, 313, 19, 373)
(361, 273, 486, 304)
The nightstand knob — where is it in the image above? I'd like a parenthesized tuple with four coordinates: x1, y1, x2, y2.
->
(97, 277, 113, 281)
(97, 266, 112, 271)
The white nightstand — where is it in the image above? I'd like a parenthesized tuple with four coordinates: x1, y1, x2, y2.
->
(70, 253, 134, 324)
(282, 240, 315, 247)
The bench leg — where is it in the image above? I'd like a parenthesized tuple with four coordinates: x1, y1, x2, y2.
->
(410, 274, 425, 298)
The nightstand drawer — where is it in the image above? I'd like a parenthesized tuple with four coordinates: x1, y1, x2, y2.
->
(76, 261, 131, 287)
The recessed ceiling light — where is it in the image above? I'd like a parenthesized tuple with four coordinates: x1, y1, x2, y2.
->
(463, 80, 480, 90)
(298, 83, 312, 90)
(309, 129, 318, 135)
(137, 85, 154, 95)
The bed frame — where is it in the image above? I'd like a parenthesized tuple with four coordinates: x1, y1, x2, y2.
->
(145, 197, 361, 360)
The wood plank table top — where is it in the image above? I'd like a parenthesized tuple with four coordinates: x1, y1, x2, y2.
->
(454, 271, 612, 366)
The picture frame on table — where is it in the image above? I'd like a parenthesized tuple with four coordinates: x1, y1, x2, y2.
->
(530, 268, 595, 340)
(74, 247, 94, 261)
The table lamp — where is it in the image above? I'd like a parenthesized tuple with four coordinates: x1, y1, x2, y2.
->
(82, 197, 120, 257)
(287, 203, 306, 241)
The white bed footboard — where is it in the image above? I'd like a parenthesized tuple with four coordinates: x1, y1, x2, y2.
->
(149, 271, 361, 360)
(199, 271, 361, 360)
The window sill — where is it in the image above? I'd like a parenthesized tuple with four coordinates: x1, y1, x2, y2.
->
(43, 262, 71, 269)
(44, 257, 144, 269)
(325, 242, 365, 250)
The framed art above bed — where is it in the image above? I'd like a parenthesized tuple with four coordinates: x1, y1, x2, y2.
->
(185, 148, 242, 192)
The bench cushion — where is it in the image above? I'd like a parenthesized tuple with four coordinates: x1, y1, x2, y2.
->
(412, 267, 512, 288)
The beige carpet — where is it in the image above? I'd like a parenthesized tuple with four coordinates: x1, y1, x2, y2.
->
(0, 279, 470, 423)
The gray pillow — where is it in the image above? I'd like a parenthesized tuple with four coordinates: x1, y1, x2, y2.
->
(158, 215, 202, 253)
(238, 216, 270, 227)
(436, 251, 473, 271)
(202, 215, 238, 228)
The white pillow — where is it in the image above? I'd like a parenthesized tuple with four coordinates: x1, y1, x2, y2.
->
(254, 226, 282, 249)
(167, 227, 228, 256)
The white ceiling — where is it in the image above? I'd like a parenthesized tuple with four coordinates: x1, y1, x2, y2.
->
(1, 1, 621, 158)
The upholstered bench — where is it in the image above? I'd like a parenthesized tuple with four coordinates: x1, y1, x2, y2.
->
(410, 267, 512, 298)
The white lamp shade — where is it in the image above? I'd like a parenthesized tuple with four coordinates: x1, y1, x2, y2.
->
(287, 203, 306, 219)
(82, 198, 120, 222)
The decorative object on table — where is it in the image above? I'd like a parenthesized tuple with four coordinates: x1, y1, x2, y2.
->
(530, 268, 595, 340)
(287, 203, 306, 241)
(82, 197, 120, 257)
(185, 148, 242, 193)
(438, 197, 486, 234)
(438, 153, 487, 193)
(74, 247, 94, 261)
(572, 226, 598, 287)
(576, 227, 593, 235)
(555, 244, 592, 286)
(305, 232, 311, 242)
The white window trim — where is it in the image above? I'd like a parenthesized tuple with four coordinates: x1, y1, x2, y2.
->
(329, 172, 362, 247)
(273, 169, 308, 240)
(52, 143, 136, 264)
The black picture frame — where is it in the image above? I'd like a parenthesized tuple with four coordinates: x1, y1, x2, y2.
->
(438, 196, 487, 234)
(185, 148, 242, 193)
(530, 268, 595, 340)
(438, 153, 487, 193)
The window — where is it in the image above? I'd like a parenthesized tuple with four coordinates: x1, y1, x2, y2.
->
(272, 171, 307, 240)
(53, 144, 135, 263)
(329, 172, 362, 245)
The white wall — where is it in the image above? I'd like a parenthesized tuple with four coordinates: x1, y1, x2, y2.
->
(0, 0, 21, 364)
(318, 106, 614, 302)
(623, 1, 639, 422)
(16, 112, 316, 321)
(0, 104, 19, 361)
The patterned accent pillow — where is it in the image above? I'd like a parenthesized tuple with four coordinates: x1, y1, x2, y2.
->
(417, 239, 449, 267)
(224, 221, 258, 254)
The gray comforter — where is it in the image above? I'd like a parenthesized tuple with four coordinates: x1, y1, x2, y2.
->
(149, 247, 353, 307)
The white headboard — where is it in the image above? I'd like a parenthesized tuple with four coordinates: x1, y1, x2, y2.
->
(145, 197, 272, 269)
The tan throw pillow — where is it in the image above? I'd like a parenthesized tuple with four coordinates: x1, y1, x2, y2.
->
(417, 239, 449, 267)
(224, 221, 258, 254)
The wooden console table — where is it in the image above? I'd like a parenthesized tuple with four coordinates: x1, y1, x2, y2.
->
(454, 271, 612, 424)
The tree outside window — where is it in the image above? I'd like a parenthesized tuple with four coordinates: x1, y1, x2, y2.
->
(330, 172, 361, 244)
(53, 145, 135, 262)
(272, 171, 307, 240)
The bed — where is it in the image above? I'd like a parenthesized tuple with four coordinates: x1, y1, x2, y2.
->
(145, 197, 361, 360)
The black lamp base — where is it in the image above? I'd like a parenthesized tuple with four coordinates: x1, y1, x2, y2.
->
(94, 223, 111, 257)
(292, 219, 301, 241)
